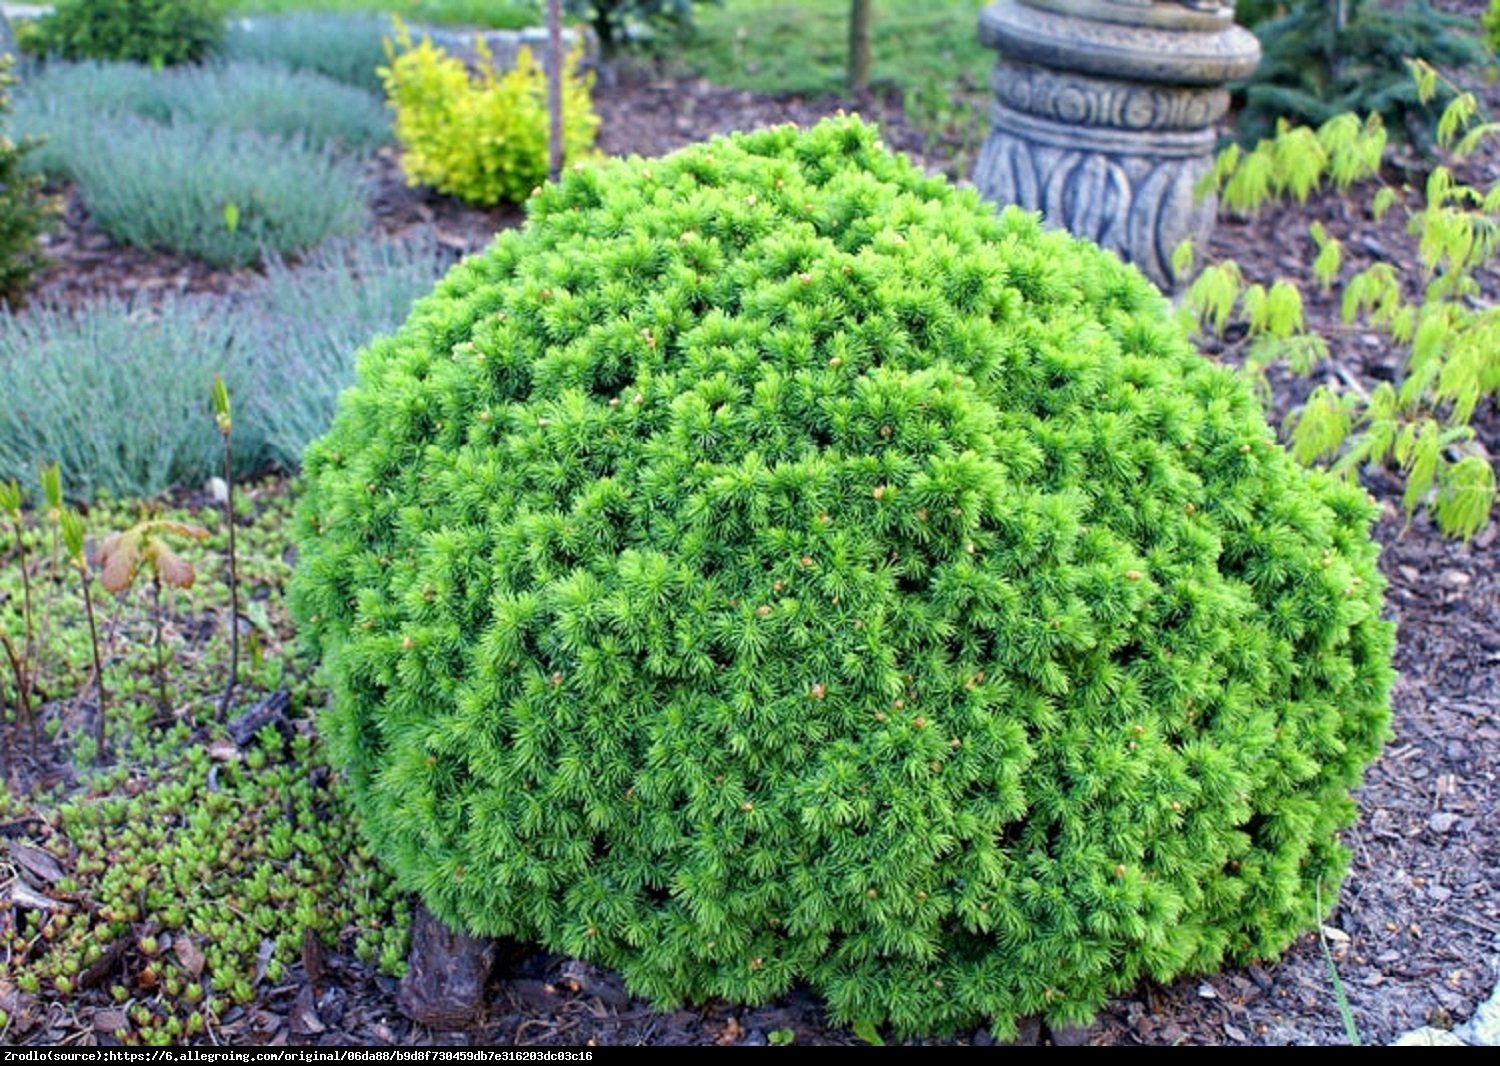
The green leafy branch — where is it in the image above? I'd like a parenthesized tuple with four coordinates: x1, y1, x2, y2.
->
(1183, 61, 1499, 539)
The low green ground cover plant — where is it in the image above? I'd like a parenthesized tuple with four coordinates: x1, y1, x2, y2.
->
(0, 480, 409, 1046)
(1185, 63, 1499, 538)
(26, 0, 224, 66)
(0, 234, 451, 499)
(293, 117, 1395, 1037)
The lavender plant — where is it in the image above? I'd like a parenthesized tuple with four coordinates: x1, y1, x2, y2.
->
(0, 234, 450, 499)
(222, 12, 390, 95)
(14, 59, 391, 151)
(62, 116, 364, 267)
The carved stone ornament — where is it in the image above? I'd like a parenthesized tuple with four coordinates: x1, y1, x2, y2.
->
(972, 0, 1260, 290)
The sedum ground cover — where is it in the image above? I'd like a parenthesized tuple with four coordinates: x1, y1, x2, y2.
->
(0, 482, 408, 1046)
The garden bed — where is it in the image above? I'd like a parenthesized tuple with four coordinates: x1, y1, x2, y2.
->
(2, 13, 1497, 1049)
(29, 64, 932, 309)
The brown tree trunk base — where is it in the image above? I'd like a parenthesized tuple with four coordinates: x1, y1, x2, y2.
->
(396, 905, 499, 1030)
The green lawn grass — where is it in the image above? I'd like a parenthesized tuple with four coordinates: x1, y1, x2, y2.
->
(675, 0, 990, 99)
(217, 0, 993, 123)
(219, 0, 993, 103)
(661, 0, 992, 162)
(213, 0, 542, 30)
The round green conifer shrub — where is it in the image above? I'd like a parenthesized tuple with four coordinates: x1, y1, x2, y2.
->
(26, 0, 223, 67)
(291, 117, 1395, 1037)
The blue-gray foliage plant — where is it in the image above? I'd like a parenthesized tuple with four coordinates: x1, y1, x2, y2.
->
(0, 234, 452, 500)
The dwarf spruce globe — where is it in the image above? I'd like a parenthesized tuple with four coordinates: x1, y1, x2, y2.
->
(291, 118, 1394, 1037)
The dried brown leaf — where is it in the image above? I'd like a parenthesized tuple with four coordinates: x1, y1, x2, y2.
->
(174, 934, 206, 978)
(10, 843, 64, 885)
(154, 521, 210, 542)
(147, 542, 196, 590)
(10, 879, 70, 913)
(98, 529, 142, 595)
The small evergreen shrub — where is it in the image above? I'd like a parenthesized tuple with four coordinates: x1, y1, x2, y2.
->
(28, 0, 223, 67)
(222, 13, 389, 95)
(15, 59, 391, 151)
(1235, 0, 1488, 148)
(246, 232, 456, 469)
(291, 118, 1396, 1037)
(381, 22, 598, 207)
(565, 0, 710, 52)
(0, 56, 58, 305)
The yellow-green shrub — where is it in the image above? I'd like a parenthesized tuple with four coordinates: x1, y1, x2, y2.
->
(380, 21, 598, 207)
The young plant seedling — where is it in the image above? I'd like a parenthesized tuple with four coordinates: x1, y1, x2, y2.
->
(97, 519, 210, 716)
(32, 463, 65, 661)
(39, 461, 62, 576)
(60, 509, 106, 763)
(0, 478, 36, 759)
(213, 376, 240, 718)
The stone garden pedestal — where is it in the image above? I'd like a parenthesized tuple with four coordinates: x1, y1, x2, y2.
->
(972, 0, 1260, 290)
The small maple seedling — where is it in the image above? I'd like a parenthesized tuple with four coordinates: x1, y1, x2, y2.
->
(0, 478, 36, 763)
(212, 375, 240, 718)
(97, 518, 210, 715)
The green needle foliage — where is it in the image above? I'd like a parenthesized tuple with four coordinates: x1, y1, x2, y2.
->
(26, 0, 224, 67)
(292, 118, 1395, 1037)
(1235, 0, 1489, 149)
(0, 56, 57, 307)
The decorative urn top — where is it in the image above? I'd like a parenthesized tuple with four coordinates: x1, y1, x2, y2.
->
(1020, 0, 1235, 31)
(980, 0, 1260, 85)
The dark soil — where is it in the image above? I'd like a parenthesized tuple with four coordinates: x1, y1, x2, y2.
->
(6, 44, 1499, 1048)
